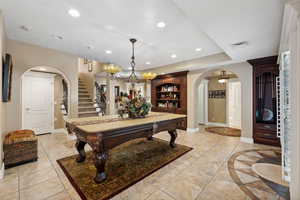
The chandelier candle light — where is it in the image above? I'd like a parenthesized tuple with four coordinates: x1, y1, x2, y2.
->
(142, 72, 157, 80)
(104, 64, 121, 76)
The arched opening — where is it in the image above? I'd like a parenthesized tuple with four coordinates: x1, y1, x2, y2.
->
(21, 66, 71, 135)
(194, 68, 242, 137)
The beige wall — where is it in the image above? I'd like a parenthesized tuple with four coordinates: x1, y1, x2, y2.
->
(207, 77, 226, 123)
(0, 11, 7, 172)
(188, 62, 253, 139)
(78, 58, 104, 98)
(54, 75, 65, 129)
(144, 53, 231, 74)
(6, 39, 79, 132)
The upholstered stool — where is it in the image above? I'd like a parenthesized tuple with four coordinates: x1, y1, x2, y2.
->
(3, 129, 38, 168)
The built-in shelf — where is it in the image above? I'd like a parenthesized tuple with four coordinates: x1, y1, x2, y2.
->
(157, 98, 179, 101)
(151, 71, 188, 130)
(157, 91, 180, 93)
(248, 56, 280, 146)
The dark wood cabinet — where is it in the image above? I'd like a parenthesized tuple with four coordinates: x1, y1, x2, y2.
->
(151, 71, 188, 130)
(248, 56, 281, 146)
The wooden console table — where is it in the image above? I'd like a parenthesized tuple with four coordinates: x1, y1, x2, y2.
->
(65, 112, 186, 183)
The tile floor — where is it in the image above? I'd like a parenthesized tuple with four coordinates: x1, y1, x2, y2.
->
(0, 127, 281, 200)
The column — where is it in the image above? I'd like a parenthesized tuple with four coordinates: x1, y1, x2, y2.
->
(106, 77, 115, 115)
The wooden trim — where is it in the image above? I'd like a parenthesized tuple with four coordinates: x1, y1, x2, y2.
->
(154, 71, 188, 80)
(248, 56, 280, 146)
(151, 71, 188, 129)
(248, 56, 279, 66)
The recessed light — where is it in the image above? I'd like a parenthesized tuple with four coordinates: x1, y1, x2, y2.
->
(146, 62, 151, 65)
(39, 67, 46, 71)
(105, 50, 112, 54)
(195, 48, 202, 52)
(104, 25, 114, 30)
(171, 54, 177, 58)
(156, 21, 166, 28)
(68, 9, 80, 18)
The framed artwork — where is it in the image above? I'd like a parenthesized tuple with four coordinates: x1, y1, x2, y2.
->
(208, 90, 226, 99)
(2, 54, 13, 102)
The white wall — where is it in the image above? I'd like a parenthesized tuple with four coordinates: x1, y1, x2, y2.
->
(279, 2, 300, 199)
(6, 40, 79, 132)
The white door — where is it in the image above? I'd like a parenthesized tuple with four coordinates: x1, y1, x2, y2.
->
(228, 81, 241, 129)
(22, 72, 54, 135)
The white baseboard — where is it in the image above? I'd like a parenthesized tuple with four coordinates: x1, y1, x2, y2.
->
(186, 128, 199, 133)
(0, 163, 4, 179)
(205, 122, 228, 127)
(240, 137, 254, 144)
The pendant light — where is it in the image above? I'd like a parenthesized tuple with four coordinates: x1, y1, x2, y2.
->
(218, 70, 230, 83)
(128, 38, 138, 83)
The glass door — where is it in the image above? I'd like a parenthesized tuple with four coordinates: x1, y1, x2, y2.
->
(279, 51, 292, 182)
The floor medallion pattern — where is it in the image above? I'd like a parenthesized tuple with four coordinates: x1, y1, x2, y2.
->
(228, 149, 290, 200)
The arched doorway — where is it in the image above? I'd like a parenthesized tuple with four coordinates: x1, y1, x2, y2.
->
(21, 66, 71, 135)
(195, 69, 241, 134)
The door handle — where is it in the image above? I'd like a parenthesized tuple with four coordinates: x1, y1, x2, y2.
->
(26, 108, 30, 111)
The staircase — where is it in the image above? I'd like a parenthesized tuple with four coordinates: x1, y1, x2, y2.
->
(78, 78, 99, 118)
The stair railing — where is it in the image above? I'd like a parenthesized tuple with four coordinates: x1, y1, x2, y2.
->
(95, 81, 106, 115)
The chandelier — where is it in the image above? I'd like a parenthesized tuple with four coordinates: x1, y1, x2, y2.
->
(128, 38, 138, 82)
(218, 70, 230, 83)
(142, 72, 157, 80)
(103, 63, 121, 76)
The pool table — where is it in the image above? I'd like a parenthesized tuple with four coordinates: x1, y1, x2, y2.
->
(65, 112, 186, 183)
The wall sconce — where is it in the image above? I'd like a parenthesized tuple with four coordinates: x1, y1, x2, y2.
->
(84, 56, 94, 72)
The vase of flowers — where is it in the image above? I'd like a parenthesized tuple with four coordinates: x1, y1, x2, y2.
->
(118, 94, 151, 119)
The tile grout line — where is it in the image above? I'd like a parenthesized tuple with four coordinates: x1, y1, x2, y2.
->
(194, 141, 241, 200)
(149, 133, 232, 200)
(18, 169, 20, 200)
(38, 134, 70, 200)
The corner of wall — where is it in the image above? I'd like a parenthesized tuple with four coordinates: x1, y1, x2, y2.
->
(0, 11, 7, 177)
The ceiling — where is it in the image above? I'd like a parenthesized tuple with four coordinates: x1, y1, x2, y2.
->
(0, 0, 284, 70)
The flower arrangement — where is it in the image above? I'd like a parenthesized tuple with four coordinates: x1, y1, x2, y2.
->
(118, 94, 151, 119)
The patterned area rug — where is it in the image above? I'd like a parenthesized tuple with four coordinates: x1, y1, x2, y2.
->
(228, 149, 290, 200)
(205, 126, 241, 137)
(57, 138, 192, 200)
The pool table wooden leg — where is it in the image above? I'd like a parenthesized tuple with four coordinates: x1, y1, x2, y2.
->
(94, 150, 108, 183)
(75, 139, 86, 163)
(168, 130, 177, 148)
(147, 135, 153, 140)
